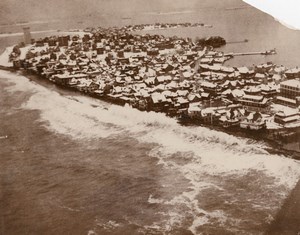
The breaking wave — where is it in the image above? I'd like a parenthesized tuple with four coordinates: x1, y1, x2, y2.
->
(2, 70, 300, 234)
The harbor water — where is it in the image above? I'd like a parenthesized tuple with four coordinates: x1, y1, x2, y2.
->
(1, 0, 300, 234)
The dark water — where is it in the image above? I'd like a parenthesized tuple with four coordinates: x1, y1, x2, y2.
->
(1, 71, 300, 235)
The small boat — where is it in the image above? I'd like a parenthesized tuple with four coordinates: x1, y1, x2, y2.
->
(261, 48, 276, 55)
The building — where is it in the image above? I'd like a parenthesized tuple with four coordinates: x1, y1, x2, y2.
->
(274, 109, 299, 125)
(280, 79, 300, 99)
(277, 79, 300, 107)
(23, 27, 31, 45)
(284, 68, 300, 79)
(219, 108, 241, 128)
(238, 94, 270, 112)
(240, 112, 266, 130)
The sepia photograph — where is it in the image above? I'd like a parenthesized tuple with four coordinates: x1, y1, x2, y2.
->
(0, 0, 300, 234)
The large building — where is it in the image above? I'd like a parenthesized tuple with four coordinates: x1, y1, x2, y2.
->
(277, 79, 300, 107)
(238, 94, 270, 113)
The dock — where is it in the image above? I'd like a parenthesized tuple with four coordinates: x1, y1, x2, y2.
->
(225, 48, 276, 57)
(226, 39, 249, 44)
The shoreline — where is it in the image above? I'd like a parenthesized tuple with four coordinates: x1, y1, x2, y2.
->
(1, 24, 299, 158)
(1, 66, 299, 159)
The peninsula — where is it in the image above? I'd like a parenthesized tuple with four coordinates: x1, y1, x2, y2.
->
(1, 23, 300, 156)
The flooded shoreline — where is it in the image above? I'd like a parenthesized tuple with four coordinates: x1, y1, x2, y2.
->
(3, 67, 299, 159)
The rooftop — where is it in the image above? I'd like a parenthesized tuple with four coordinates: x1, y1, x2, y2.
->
(281, 79, 300, 87)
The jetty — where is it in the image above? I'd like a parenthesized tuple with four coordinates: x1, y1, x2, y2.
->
(225, 48, 276, 57)
(226, 39, 249, 44)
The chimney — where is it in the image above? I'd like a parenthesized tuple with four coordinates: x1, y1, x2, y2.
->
(23, 27, 32, 45)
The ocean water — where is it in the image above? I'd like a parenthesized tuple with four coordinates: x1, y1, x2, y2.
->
(1, 1, 300, 234)
(1, 70, 300, 235)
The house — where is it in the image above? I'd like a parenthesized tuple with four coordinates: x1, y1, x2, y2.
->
(177, 89, 189, 97)
(68, 77, 79, 87)
(155, 75, 171, 84)
(149, 93, 168, 112)
(272, 74, 284, 84)
(166, 81, 179, 91)
(154, 84, 166, 92)
(285, 68, 300, 79)
(260, 84, 277, 97)
(187, 93, 202, 103)
(87, 81, 100, 93)
(176, 97, 189, 109)
(200, 108, 221, 124)
(52, 74, 73, 86)
(244, 87, 261, 96)
(201, 81, 219, 95)
(118, 57, 130, 65)
(223, 80, 240, 90)
(274, 109, 300, 125)
(238, 94, 270, 113)
(237, 67, 254, 79)
(255, 62, 274, 73)
(75, 79, 92, 92)
(254, 73, 266, 82)
(201, 92, 211, 100)
(136, 99, 148, 111)
(187, 105, 202, 119)
(162, 63, 174, 73)
(219, 108, 240, 128)
(182, 71, 194, 80)
(240, 112, 266, 130)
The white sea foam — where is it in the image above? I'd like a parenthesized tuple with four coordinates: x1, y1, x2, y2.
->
(148, 194, 165, 204)
(103, 220, 120, 229)
(2, 69, 300, 187)
(2, 70, 300, 234)
(87, 230, 96, 235)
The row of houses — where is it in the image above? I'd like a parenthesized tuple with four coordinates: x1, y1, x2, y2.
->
(186, 104, 299, 129)
(10, 25, 300, 129)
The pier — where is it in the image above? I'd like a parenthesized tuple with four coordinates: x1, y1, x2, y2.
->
(225, 48, 276, 57)
(226, 39, 249, 44)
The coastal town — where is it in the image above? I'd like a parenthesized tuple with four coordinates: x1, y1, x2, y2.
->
(2, 1, 300, 233)
(2, 23, 300, 135)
